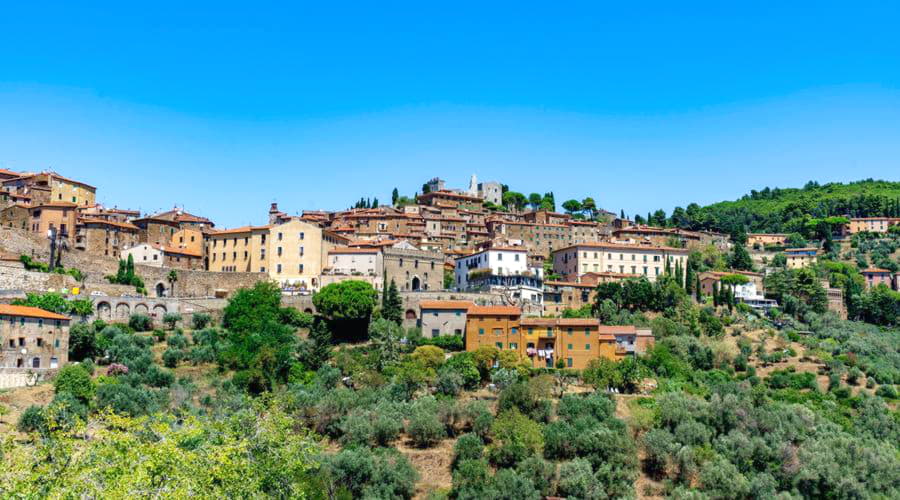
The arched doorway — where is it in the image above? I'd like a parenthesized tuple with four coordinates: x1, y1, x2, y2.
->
(97, 302, 111, 320)
(155, 283, 166, 297)
(411, 276, 421, 291)
(405, 309, 417, 320)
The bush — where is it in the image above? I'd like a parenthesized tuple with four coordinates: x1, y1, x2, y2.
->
(442, 353, 480, 389)
(557, 458, 600, 499)
(162, 348, 184, 368)
(411, 345, 445, 370)
(189, 345, 216, 364)
(875, 385, 898, 399)
(451, 459, 491, 498)
(191, 312, 212, 330)
(323, 447, 418, 499)
(407, 406, 445, 448)
(95, 383, 158, 416)
(167, 332, 189, 349)
(488, 410, 543, 467)
(106, 363, 129, 376)
(47, 392, 88, 431)
(143, 364, 175, 388)
(53, 364, 95, 403)
(418, 335, 464, 351)
(162, 313, 181, 329)
(128, 314, 153, 332)
(17, 405, 47, 434)
(68, 323, 97, 362)
(487, 469, 541, 500)
(435, 368, 464, 396)
(453, 433, 484, 467)
(152, 329, 167, 342)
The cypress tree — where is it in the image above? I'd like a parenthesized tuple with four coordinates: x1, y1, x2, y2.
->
(694, 276, 702, 302)
(392, 188, 399, 206)
(713, 281, 720, 307)
(382, 279, 402, 325)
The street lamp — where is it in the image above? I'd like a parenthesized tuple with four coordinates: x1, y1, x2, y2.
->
(47, 227, 57, 272)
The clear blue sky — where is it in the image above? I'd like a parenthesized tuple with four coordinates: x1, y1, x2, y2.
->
(1, 1, 899, 227)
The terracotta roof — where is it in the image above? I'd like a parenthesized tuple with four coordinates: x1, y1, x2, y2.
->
(33, 201, 78, 209)
(209, 225, 271, 235)
(520, 317, 557, 326)
(467, 305, 521, 316)
(419, 300, 475, 310)
(329, 247, 380, 255)
(0, 304, 69, 321)
(544, 280, 596, 288)
(747, 233, 788, 237)
(557, 318, 602, 326)
(785, 247, 819, 252)
(162, 246, 203, 257)
(861, 267, 893, 273)
(552, 241, 690, 254)
(849, 217, 900, 221)
(78, 218, 139, 231)
(0, 168, 21, 177)
(417, 190, 483, 202)
(596, 325, 637, 334)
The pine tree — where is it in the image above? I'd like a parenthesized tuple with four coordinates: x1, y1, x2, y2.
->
(382, 279, 402, 324)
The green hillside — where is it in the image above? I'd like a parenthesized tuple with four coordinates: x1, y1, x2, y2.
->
(662, 179, 900, 235)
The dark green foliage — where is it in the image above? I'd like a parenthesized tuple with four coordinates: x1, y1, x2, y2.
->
(128, 314, 152, 332)
(442, 352, 481, 389)
(406, 403, 445, 448)
(17, 405, 47, 434)
(453, 433, 484, 467)
(166, 332, 189, 349)
(94, 383, 159, 416)
(321, 447, 418, 499)
(497, 382, 551, 422)
(191, 312, 212, 329)
(278, 307, 314, 328)
(53, 364, 95, 403)
(68, 322, 98, 361)
(417, 335, 464, 351)
(162, 312, 181, 329)
(381, 278, 402, 324)
(162, 348, 184, 368)
(297, 319, 332, 371)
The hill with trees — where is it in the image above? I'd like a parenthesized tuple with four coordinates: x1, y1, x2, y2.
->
(652, 179, 900, 235)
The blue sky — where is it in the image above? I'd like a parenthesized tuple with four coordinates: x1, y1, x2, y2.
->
(1, 1, 899, 227)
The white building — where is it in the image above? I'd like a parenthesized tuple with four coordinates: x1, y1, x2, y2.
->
(121, 243, 163, 267)
(454, 247, 543, 304)
(733, 281, 778, 310)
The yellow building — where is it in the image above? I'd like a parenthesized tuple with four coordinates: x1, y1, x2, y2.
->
(552, 242, 689, 282)
(785, 247, 818, 269)
(1, 171, 96, 207)
(207, 219, 349, 291)
(464, 306, 653, 370)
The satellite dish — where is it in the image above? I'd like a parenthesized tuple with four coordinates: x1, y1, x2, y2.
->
(20, 348, 27, 355)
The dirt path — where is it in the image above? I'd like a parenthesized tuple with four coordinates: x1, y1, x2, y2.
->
(0, 383, 55, 435)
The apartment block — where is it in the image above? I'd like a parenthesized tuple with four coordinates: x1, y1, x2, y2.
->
(785, 247, 818, 269)
(552, 242, 689, 282)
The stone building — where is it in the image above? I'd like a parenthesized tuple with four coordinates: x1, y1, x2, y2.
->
(122, 243, 164, 266)
(785, 248, 818, 269)
(0, 304, 69, 372)
(382, 244, 444, 292)
(74, 218, 140, 258)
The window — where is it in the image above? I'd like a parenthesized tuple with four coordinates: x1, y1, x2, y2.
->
(479, 328, 484, 335)
(431, 329, 440, 336)
(50, 357, 58, 369)
(495, 342, 503, 349)
(497, 253, 503, 261)
(299, 232, 304, 240)
(276, 264, 282, 273)
(514, 254, 520, 261)
(493, 328, 502, 335)
(55, 339, 60, 348)
(277, 246, 282, 256)
(567, 343, 573, 349)
(509, 342, 518, 349)
(278, 232, 283, 241)
(511, 327, 518, 334)
(567, 358, 573, 367)
(585, 344, 591, 350)
(299, 264, 304, 273)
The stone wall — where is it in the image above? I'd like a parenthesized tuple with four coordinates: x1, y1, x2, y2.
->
(1, 227, 266, 298)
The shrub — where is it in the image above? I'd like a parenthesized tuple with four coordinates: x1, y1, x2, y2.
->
(418, 335, 464, 351)
(189, 345, 216, 364)
(875, 385, 898, 399)
(47, 392, 88, 431)
(487, 469, 540, 500)
(167, 332, 189, 349)
(442, 352, 480, 389)
(407, 406, 445, 448)
(128, 314, 152, 332)
(143, 364, 175, 388)
(191, 312, 212, 329)
(162, 313, 181, 329)
(453, 433, 484, 467)
(68, 323, 97, 361)
(152, 329, 167, 342)
(451, 459, 491, 498)
(106, 363, 129, 376)
(435, 368, 464, 396)
(411, 345, 445, 370)
(17, 405, 47, 434)
(557, 459, 600, 499)
(323, 447, 418, 499)
(162, 348, 184, 368)
(488, 410, 543, 467)
(53, 364, 95, 403)
(95, 383, 158, 416)
(515, 456, 556, 497)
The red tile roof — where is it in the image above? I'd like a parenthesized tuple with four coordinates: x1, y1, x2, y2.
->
(467, 305, 521, 316)
(419, 300, 475, 310)
(861, 267, 893, 274)
(0, 304, 70, 321)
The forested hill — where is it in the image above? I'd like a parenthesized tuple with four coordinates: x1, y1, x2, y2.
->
(660, 179, 900, 235)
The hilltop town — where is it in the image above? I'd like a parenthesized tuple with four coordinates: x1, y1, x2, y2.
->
(1, 169, 899, 499)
